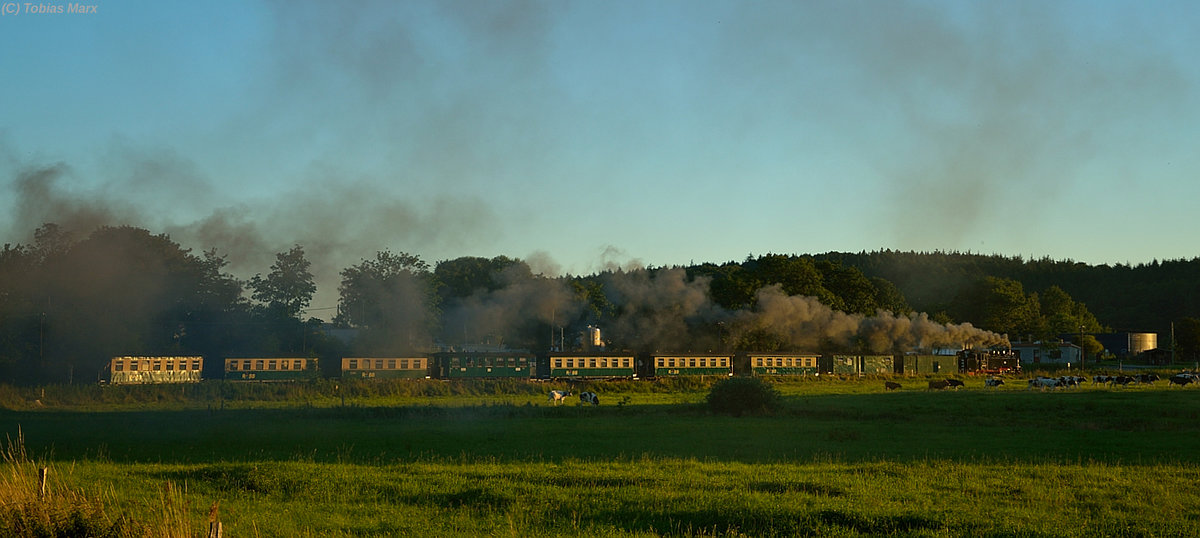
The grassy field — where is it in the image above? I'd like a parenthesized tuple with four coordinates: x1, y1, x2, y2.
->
(3, 375, 1200, 536)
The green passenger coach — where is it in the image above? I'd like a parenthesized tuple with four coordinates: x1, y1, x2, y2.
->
(341, 357, 429, 379)
(652, 354, 734, 377)
(432, 351, 537, 379)
(225, 358, 318, 381)
(747, 353, 821, 376)
(548, 353, 637, 379)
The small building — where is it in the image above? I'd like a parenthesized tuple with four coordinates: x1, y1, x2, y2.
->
(1140, 348, 1173, 366)
(1010, 342, 1083, 365)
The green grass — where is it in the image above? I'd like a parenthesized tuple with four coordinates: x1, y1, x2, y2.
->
(4, 374, 1200, 536)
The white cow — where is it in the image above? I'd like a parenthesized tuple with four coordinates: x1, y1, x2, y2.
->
(548, 390, 571, 405)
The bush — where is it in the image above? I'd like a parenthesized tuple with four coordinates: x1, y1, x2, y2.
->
(705, 377, 781, 417)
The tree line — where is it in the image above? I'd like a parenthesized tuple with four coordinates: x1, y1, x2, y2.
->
(2, 224, 1196, 385)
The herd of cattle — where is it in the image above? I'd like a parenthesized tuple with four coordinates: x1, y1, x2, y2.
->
(903, 372, 1200, 392)
(549, 390, 600, 406)
(553, 372, 1200, 406)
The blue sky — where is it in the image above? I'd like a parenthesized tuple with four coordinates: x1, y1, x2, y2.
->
(3, 0, 1199, 308)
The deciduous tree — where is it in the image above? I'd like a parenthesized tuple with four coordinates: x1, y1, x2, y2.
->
(249, 245, 316, 320)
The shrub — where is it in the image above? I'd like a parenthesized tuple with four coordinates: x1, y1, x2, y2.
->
(705, 377, 781, 417)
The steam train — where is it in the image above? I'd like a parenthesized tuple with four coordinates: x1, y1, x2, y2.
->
(104, 348, 1018, 384)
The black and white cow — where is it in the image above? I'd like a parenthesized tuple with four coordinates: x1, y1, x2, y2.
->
(884, 381, 902, 391)
(1169, 374, 1196, 387)
(1135, 373, 1161, 384)
(579, 391, 600, 405)
(984, 378, 1005, 388)
(1058, 376, 1085, 389)
(945, 379, 965, 390)
(1028, 377, 1062, 391)
(548, 390, 571, 405)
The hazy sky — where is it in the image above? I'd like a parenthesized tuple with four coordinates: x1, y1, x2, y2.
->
(3, 0, 1198, 309)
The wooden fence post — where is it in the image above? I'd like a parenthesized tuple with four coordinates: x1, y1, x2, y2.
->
(207, 501, 221, 538)
(38, 467, 47, 501)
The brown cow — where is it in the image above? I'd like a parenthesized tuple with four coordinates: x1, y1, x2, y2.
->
(884, 381, 901, 391)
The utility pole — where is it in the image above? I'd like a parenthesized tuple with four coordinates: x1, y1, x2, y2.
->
(1079, 326, 1086, 370)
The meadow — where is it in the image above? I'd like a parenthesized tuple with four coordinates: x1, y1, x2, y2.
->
(3, 375, 1200, 536)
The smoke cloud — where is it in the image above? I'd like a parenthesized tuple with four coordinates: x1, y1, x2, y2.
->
(441, 264, 582, 348)
(585, 271, 1006, 354)
(1, 147, 501, 314)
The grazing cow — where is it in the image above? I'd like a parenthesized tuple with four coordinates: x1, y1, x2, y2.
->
(928, 380, 950, 391)
(984, 378, 1005, 388)
(1111, 376, 1135, 387)
(1168, 374, 1195, 387)
(1135, 373, 1160, 384)
(884, 381, 902, 391)
(945, 379, 965, 390)
(548, 390, 571, 405)
(579, 391, 600, 405)
(1028, 377, 1062, 391)
(1093, 375, 1113, 385)
(1058, 376, 1084, 389)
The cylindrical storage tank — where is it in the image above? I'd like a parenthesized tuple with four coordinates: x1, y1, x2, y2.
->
(1129, 333, 1157, 355)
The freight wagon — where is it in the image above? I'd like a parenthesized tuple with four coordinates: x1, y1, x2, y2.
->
(820, 354, 896, 376)
(895, 354, 953, 375)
